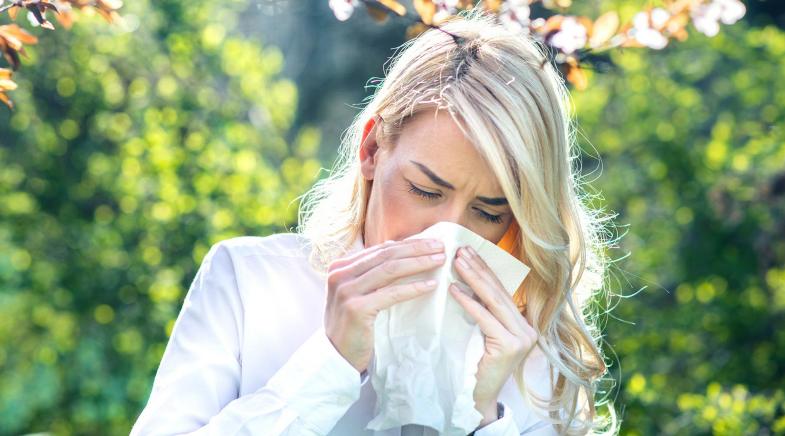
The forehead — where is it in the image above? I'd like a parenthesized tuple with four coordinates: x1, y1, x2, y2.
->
(391, 108, 503, 192)
(394, 109, 476, 163)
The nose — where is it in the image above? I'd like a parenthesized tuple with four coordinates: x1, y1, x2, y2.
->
(421, 206, 471, 234)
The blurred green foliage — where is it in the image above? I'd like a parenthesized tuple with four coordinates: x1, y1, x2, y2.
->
(0, 0, 783, 435)
(573, 21, 785, 435)
(0, 0, 321, 434)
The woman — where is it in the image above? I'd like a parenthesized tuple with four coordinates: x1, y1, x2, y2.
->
(131, 7, 618, 436)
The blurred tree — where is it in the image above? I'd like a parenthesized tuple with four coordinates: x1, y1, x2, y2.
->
(0, 0, 124, 108)
(1, 0, 784, 435)
(572, 19, 785, 435)
(0, 0, 322, 433)
(743, 0, 785, 29)
(237, 1, 409, 163)
(328, 0, 748, 90)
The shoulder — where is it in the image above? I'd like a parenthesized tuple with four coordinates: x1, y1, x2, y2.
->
(192, 233, 317, 294)
(208, 232, 312, 261)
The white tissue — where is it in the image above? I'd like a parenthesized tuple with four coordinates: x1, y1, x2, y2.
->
(366, 221, 531, 435)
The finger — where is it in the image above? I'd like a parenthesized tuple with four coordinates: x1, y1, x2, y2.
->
(453, 247, 525, 334)
(455, 252, 539, 342)
(328, 238, 395, 271)
(452, 280, 484, 306)
(365, 278, 439, 312)
(336, 238, 443, 278)
(332, 236, 434, 269)
(448, 283, 507, 338)
(349, 250, 446, 296)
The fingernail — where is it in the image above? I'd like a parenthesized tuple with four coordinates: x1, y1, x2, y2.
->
(465, 246, 477, 258)
(431, 253, 445, 261)
(429, 240, 444, 250)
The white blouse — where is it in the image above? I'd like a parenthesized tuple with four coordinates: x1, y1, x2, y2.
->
(130, 232, 559, 435)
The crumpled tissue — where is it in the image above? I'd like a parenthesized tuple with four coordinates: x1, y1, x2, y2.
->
(366, 221, 531, 435)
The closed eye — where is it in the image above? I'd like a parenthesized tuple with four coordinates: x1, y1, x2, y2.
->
(407, 182, 504, 224)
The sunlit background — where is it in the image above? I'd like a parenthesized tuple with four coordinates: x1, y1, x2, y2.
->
(0, 0, 784, 434)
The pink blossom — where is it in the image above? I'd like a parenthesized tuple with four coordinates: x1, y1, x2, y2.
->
(329, 0, 359, 22)
(550, 16, 587, 54)
(629, 10, 669, 49)
(650, 7, 670, 29)
(691, 0, 746, 37)
(499, 0, 531, 34)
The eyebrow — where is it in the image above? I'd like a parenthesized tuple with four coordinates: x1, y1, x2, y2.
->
(409, 160, 509, 206)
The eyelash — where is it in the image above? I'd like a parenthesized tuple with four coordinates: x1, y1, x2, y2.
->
(407, 183, 504, 224)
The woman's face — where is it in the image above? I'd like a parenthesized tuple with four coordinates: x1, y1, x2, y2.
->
(359, 107, 513, 247)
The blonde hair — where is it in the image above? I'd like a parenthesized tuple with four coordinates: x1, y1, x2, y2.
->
(296, 6, 619, 435)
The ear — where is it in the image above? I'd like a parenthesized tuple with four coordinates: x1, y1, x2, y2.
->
(359, 115, 382, 181)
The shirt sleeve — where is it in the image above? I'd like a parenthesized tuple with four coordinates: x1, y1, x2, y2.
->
(470, 402, 515, 436)
(470, 401, 559, 436)
(472, 342, 566, 436)
(130, 241, 364, 436)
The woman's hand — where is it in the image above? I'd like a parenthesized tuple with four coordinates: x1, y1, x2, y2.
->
(324, 238, 446, 373)
(449, 245, 539, 423)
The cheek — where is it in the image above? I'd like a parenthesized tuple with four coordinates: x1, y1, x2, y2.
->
(377, 177, 412, 216)
(375, 178, 427, 238)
